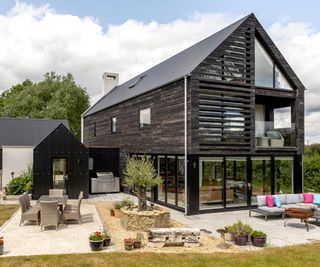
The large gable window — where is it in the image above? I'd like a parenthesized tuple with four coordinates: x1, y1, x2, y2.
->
(139, 107, 151, 128)
(255, 38, 292, 90)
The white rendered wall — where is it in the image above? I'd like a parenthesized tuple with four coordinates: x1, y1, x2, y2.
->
(2, 146, 34, 187)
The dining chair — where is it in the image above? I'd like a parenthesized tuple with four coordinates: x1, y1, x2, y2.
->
(40, 200, 61, 231)
(49, 189, 64, 197)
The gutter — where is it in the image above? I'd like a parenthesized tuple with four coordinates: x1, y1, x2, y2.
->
(184, 75, 190, 215)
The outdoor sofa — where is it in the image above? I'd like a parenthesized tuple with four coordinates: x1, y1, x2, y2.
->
(249, 193, 319, 221)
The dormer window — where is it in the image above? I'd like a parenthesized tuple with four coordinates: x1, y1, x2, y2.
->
(255, 38, 292, 90)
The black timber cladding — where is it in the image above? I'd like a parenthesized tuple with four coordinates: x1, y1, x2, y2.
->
(84, 15, 250, 116)
(88, 147, 120, 177)
(33, 124, 89, 199)
(84, 13, 304, 156)
(84, 80, 186, 154)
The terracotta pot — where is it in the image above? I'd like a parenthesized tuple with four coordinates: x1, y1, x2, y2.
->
(251, 236, 266, 247)
(133, 240, 142, 249)
(110, 209, 115, 216)
(234, 235, 248, 246)
(103, 238, 111, 246)
(89, 240, 104, 251)
(114, 209, 121, 218)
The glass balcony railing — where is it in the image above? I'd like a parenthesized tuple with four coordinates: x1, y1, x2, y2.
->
(255, 121, 296, 148)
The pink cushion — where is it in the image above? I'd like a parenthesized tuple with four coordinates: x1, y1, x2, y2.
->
(304, 193, 314, 203)
(266, 195, 274, 207)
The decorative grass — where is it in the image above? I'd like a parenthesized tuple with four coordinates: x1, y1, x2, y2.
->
(0, 204, 19, 227)
(0, 243, 319, 267)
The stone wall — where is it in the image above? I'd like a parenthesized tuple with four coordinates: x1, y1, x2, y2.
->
(121, 206, 170, 231)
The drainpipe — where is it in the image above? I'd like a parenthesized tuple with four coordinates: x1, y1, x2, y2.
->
(184, 75, 188, 216)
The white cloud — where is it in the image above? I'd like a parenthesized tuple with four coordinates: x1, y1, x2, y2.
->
(0, 2, 239, 98)
(1, 2, 320, 143)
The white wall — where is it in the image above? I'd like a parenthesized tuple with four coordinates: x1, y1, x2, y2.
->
(2, 146, 34, 187)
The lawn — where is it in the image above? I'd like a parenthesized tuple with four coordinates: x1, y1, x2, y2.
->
(0, 243, 319, 267)
(0, 204, 19, 227)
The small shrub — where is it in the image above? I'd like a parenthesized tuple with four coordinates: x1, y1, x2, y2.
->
(135, 231, 144, 241)
(231, 220, 253, 237)
(6, 166, 33, 195)
(251, 230, 266, 238)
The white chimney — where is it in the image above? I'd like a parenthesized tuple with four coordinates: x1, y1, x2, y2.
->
(102, 72, 119, 96)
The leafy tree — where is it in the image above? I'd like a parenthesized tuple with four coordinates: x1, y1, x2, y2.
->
(124, 157, 162, 211)
(0, 72, 89, 138)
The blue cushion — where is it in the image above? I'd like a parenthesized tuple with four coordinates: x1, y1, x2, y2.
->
(313, 194, 320, 205)
(273, 195, 282, 208)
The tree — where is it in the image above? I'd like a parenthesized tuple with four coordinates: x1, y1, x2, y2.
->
(0, 72, 90, 138)
(124, 157, 162, 211)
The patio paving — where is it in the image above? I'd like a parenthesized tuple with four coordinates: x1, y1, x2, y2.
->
(0, 204, 114, 257)
(1, 192, 320, 257)
(98, 193, 320, 248)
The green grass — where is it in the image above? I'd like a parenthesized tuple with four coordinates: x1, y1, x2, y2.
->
(0, 204, 19, 227)
(0, 243, 320, 267)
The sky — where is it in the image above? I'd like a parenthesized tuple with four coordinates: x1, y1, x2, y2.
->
(0, 0, 320, 143)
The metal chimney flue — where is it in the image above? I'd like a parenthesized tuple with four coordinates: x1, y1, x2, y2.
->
(102, 72, 119, 96)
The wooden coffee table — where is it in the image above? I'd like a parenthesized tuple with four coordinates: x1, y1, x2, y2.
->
(284, 208, 315, 231)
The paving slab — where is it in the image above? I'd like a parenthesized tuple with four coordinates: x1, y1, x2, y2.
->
(0, 204, 115, 257)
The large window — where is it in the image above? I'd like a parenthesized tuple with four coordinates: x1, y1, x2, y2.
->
(255, 38, 292, 90)
(111, 117, 116, 133)
(251, 157, 271, 204)
(139, 108, 151, 128)
(199, 158, 224, 210)
(225, 157, 247, 207)
(275, 157, 293, 194)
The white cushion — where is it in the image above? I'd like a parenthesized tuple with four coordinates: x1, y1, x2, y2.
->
(286, 194, 301, 204)
(257, 195, 266, 206)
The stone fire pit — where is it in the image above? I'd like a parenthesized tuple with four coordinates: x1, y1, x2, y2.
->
(121, 206, 170, 231)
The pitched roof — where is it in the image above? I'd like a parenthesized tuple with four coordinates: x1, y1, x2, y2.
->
(0, 117, 69, 147)
(84, 15, 250, 117)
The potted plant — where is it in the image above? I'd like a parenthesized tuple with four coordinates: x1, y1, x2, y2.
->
(224, 225, 234, 241)
(251, 230, 267, 247)
(103, 230, 111, 247)
(133, 232, 144, 248)
(110, 208, 115, 216)
(124, 238, 134, 251)
(113, 202, 122, 218)
(0, 237, 3, 255)
(232, 221, 253, 246)
(88, 231, 104, 251)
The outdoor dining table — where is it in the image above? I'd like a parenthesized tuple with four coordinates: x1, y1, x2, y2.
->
(38, 195, 68, 211)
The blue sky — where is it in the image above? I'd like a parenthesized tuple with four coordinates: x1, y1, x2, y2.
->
(0, 1, 320, 142)
(1, 0, 320, 30)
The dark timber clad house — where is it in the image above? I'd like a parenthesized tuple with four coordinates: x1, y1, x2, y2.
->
(82, 14, 305, 215)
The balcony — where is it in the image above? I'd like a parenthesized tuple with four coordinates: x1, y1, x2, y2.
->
(255, 121, 296, 148)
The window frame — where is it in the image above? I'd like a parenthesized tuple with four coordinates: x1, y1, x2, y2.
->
(139, 107, 151, 128)
(111, 117, 117, 133)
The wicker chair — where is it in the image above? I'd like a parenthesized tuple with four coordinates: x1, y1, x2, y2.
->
(63, 191, 83, 224)
(49, 189, 64, 197)
(40, 200, 61, 231)
(19, 193, 40, 226)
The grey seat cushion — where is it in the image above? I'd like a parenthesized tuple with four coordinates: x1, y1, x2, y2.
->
(258, 206, 285, 213)
(286, 194, 304, 204)
(257, 195, 267, 206)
